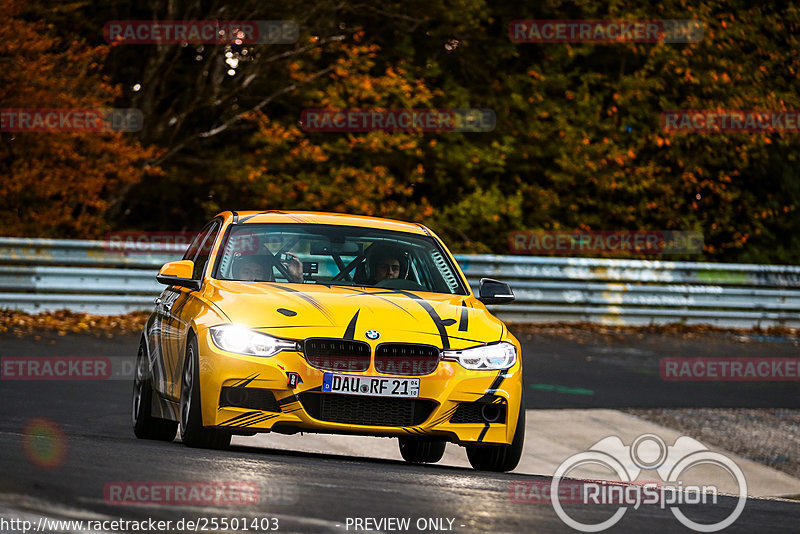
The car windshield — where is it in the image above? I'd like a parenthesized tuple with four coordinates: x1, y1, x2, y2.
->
(213, 223, 467, 295)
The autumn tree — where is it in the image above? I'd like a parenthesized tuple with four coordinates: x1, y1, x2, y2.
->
(6, 0, 800, 263)
(0, 0, 159, 237)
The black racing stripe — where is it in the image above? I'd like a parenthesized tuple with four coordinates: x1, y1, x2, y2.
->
(237, 214, 263, 223)
(283, 213, 307, 223)
(429, 406, 460, 426)
(343, 310, 360, 340)
(256, 324, 321, 329)
(235, 415, 270, 427)
(220, 411, 263, 426)
(148, 321, 169, 393)
(339, 287, 416, 317)
(459, 301, 469, 331)
(241, 414, 280, 427)
(445, 335, 485, 343)
(368, 289, 451, 349)
(431, 404, 458, 426)
(477, 423, 490, 442)
(232, 373, 260, 388)
(171, 291, 192, 319)
(278, 394, 300, 406)
(475, 371, 507, 404)
(269, 284, 335, 324)
(209, 300, 232, 323)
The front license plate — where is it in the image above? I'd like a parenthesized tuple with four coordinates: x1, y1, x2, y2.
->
(322, 373, 420, 398)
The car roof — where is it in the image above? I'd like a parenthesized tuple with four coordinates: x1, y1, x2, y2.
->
(217, 211, 430, 235)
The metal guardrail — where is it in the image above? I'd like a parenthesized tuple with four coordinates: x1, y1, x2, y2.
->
(1, 237, 799, 327)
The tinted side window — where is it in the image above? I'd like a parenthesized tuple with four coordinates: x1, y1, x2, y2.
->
(191, 221, 221, 279)
(182, 222, 215, 262)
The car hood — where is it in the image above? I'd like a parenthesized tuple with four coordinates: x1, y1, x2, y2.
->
(204, 280, 505, 350)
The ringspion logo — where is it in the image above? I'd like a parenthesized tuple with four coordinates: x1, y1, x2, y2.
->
(551, 434, 747, 532)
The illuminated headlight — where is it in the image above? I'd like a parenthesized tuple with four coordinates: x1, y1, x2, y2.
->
(442, 342, 517, 370)
(210, 325, 297, 357)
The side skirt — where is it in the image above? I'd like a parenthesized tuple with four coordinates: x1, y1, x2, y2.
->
(152, 390, 179, 421)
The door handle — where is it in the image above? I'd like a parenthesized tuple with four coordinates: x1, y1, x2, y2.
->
(163, 301, 173, 312)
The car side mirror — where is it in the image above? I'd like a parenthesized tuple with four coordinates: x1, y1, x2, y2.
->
(477, 278, 515, 305)
(156, 260, 201, 290)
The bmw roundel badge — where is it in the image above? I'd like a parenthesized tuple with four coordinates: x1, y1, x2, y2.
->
(365, 330, 380, 340)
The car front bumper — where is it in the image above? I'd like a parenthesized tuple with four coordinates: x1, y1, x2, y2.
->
(197, 329, 523, 446)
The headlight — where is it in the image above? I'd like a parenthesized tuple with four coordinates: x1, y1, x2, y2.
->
(442, 342, 517, 370)
(210, 325, 297, 357)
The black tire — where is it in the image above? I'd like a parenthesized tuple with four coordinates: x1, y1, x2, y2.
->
(180, 336, 231, 449)
(398, 437, 446, 464)
(132, 340, 178, 441)
(466, 400, 525, 472)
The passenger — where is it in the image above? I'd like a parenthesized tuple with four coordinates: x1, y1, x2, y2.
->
(233, 254, 303, 282)
(233, 256, 266, 281)
(282, 252, 304, 283)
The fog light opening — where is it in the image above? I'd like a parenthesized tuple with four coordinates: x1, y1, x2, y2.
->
(481, 404, 501, 423)
(224, 388, 248, 406)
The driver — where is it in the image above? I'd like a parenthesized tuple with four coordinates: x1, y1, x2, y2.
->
(366, 242, 406, 284)
(374, 254, 401, 283)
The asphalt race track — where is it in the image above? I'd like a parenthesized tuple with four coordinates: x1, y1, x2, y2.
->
(520, 329, 800, 408)
(0, 331, 798, 533)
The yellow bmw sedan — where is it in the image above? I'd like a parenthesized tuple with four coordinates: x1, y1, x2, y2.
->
(132, 211, 524, 471)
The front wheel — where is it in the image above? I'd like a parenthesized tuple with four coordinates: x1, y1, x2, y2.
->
(398, 437, 446, 464)
(465, 400, 525, 472)
(180, 336, 231, 449)
(132, 340, 178, 441)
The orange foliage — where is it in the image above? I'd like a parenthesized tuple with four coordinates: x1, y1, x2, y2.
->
(0, 0, 160, 237)
(226, 35, 435, 221)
